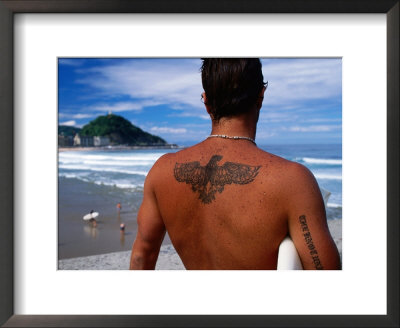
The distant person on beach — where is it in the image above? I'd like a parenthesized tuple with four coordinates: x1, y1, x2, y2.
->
(88, 210, 97, 228)
(89, 218, 97, 228)
(117, 203, 122, 212)
(130, 58, 341, 270)
(120, 223, 126, 246)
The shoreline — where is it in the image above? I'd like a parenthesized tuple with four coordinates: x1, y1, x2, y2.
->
(59, 219, 342, 270)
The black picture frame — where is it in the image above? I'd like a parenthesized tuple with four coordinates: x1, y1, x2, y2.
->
(0, 1, 398, 327)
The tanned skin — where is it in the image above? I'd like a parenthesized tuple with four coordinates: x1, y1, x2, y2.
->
(130, 90, 341, 270)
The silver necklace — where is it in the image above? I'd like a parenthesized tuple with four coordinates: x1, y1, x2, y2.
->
(208, 134, 256, 145)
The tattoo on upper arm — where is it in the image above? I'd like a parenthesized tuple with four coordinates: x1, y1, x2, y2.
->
(173, 154, 261, 204)
(299, 215, 323, 270)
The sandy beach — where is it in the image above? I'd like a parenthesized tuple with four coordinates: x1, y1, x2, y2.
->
(58, 244, 184, 270)
(58, 219, 342, 270)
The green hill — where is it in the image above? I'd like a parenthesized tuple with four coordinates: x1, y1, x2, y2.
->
(59, 125, 81, 137)
(80, 114, 167, 146)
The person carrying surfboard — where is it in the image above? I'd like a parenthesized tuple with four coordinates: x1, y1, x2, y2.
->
(130, 58, 341, 270)
(83, 210, 98, 228)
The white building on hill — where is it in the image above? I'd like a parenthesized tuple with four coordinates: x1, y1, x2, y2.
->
(73, 134, 110, 147)
(94, 136, 110, 147)
(73, 134, 93, 147)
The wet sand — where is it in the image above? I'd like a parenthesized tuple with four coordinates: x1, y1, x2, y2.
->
(58, 177, 172, 259)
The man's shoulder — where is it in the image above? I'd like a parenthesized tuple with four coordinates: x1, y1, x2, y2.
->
(148, 152, 176, 175)
(256, 149, 314, 186)
(255, 148, 297, 171)
(147, 148, 191, 178)
(146, 147, 202, 191)
(273, 156, 319, 199)
(282, 159, 314, 182)
(151, 148, 192, 168)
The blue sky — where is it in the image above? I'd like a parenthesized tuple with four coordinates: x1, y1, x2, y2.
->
(58, 58, 342, 145)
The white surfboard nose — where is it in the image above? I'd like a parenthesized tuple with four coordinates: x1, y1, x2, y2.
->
(277, 236, 303, 270)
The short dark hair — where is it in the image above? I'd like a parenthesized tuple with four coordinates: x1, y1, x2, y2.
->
(201, 58, 266, 121)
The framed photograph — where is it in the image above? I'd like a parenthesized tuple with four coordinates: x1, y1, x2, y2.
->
(1, 1, 398, 327)
(56, 57, 342, 272)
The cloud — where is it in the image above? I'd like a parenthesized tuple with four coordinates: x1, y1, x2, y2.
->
(59, 58, 85, 66)
(76, 59, 204, 112)
(303, 118, 342, 123)
(259, 111, 298, 123)
(150, 127, 188, 134)
(72, 113, 95, 119)
(88, 101, 155, 112)
(59, 120, 77, 126)
(287, 125, 341, 132)
(59, 113, 95, 119)
(168, 112, 210, 120)
(256, 130, 276, 139)
(261, 58, 342, 106)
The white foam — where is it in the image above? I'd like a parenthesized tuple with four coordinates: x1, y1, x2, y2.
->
(59, 173, 88, 179)
(327, 203, 342, 208)
(314, 173, 342, 180)
(59, 164, 148, 176)
(59, 157, 156, 166)
(93, 180, 144, 189)
(59, 172, 144, 190)
(302, 157, 342, 165)
(58, 159, 82, 164)
(58, 173, 93, 184)
(59, 152, 165, 162)
(81, 160, 155, 166)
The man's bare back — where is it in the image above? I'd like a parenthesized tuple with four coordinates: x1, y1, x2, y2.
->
(130, 58, 340, 270)
(130, 138, 340, 270)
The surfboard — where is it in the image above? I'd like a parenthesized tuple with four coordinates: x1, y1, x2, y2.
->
(83, 212, 99, 221)
(277, 187, 331, 270)
(277, 236, 303, 270)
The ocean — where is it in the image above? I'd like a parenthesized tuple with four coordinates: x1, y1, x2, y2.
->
(58, 144, 342, 259)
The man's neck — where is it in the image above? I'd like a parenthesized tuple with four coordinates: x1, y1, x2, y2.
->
(210, 114, 257, 140)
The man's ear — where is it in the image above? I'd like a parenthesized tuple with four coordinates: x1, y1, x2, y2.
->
(256, 86, 267, 109)
(202, 92, 214, 119)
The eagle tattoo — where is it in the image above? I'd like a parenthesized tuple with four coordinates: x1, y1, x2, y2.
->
(174, 155, 261, 204)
